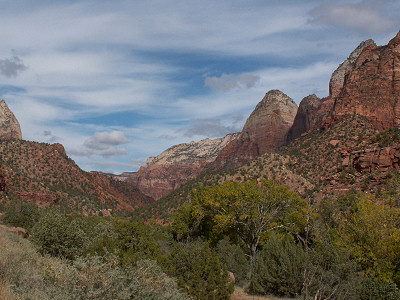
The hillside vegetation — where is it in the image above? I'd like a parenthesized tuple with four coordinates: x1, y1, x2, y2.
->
(0, 140, 153, 215)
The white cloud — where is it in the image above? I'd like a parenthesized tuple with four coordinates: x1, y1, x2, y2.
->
(84, 131, 130, 150)
(69, 131, 130, 158)
(205, 73, 259, 91)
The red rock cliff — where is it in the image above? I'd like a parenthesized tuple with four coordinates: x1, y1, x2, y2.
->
(332, 31, 400, 129)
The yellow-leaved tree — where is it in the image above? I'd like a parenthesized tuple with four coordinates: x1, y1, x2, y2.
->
(337, 195, 400, 284)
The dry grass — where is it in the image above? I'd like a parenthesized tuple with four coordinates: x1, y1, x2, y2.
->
(0, 281, 16, 300)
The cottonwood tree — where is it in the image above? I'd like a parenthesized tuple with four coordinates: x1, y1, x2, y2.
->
(172, 180, 307, 276)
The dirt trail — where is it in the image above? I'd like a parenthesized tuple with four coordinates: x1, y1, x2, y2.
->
(231, 287, 295, 300)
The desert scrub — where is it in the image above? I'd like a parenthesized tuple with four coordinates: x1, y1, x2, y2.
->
(0, 225, 191, 300)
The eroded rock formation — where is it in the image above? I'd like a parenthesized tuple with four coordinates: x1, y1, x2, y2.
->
(286, 94, 335, 143)
(0, 100, 22, 140)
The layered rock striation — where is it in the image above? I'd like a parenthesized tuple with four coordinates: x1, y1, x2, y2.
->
(0, 100, 22, 140)
(215, 90, 298, 168)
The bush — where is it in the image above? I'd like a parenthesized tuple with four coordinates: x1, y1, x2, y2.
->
(168, 240, 234, 300)
(31, 210, 88, 260)
(45, 257, 191, 300)
(216, 238, 248, 285)
(0, 225, 191, 300)
(303, 242, 362, 300)
(359, 278, 400, 300)
(249, 236, 305, 297)
(3, 198, 39, 231)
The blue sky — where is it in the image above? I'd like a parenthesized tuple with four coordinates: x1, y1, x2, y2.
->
(0, 0, 398, 173)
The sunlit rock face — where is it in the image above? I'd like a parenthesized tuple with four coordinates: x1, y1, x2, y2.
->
(214, 90, 298, 169)
(0, 100, 22, 140)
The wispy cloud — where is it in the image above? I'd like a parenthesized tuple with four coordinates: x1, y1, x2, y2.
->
(182, 117, 241, 138)
(308, 1, 398, 33)
(0, 0, 398, 173)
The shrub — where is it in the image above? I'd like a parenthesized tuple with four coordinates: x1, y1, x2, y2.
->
(303, 242, 362, 300)
(0, 225, 191, 300)
(216, 238, 248, 285)
(249, 236, 305, 297)
(31, 210, 88, 260)
(359, 278, 400, 300)
(168, 240, 233, 300)
(3, 197, 39, 231)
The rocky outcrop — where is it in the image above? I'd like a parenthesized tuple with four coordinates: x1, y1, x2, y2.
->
(215, 90, 298, 169)
(342, 144, 400, 173)
(0, 100, 22, 140)
(329, 39, 376, 98)
(126, 134, 239, 200)
(286, 94, 335, 143)
(52, 143, 66, 156)
(332, 31, 400, 130)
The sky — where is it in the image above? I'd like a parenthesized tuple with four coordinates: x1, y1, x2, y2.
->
(0, 0, 399, 173)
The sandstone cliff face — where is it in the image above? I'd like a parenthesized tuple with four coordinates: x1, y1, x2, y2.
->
(332, 31, 400, 129)
(215, 90, 298, 169)
(0, 100, 22, 140)
(329, 39, 376, 98)
(126, 133, 239, 200)
(286, 40, 376, 143)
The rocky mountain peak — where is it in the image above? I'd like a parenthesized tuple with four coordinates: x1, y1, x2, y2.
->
(388, 30, 400, 47)
(254, 89, 296, 112)
(329, 39, 376, 98)
(0, 100, 22, 140)
(214, 90, 298, 169)
(145, 133, 239, 167)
